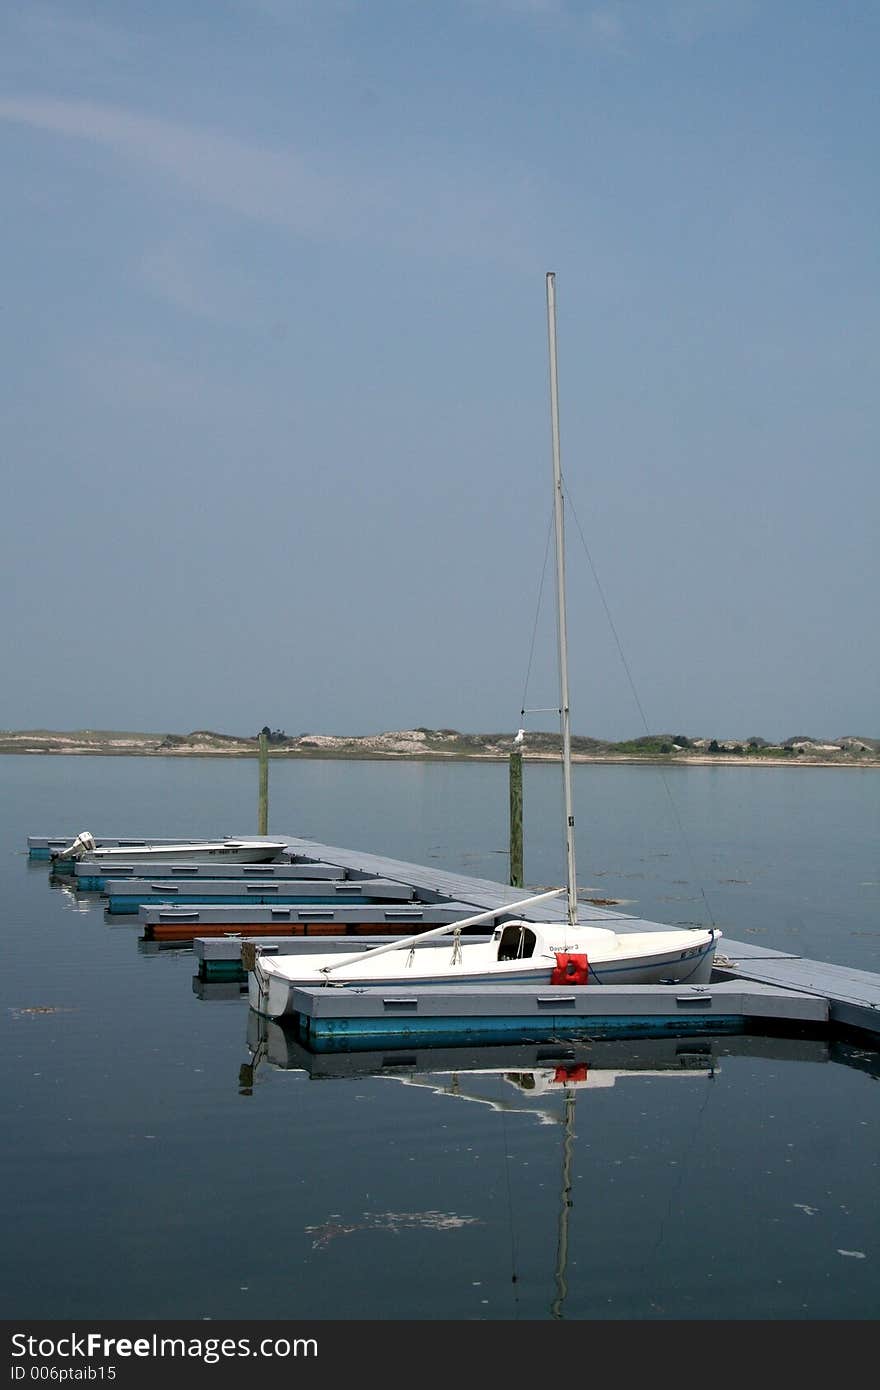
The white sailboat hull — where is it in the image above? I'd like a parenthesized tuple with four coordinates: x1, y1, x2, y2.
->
(248, 925, 720, 1019)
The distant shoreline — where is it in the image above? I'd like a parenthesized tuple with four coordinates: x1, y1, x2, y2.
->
(0, 730, 877, 769)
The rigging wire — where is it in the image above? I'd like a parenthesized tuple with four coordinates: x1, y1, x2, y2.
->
(562, 479, 718, 930)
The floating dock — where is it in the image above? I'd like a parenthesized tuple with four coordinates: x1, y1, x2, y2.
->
(104, 875, 416, 914)
(72, 860, 348, 892)
(284, 979, 828, 1052)
(142, 901, 483, 942)
(28, 830, 880, 1047)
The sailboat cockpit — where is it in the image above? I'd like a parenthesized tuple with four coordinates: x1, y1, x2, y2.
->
(495, 923, 538, 961)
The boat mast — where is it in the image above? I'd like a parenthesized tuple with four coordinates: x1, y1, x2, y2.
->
(546, 272, 578, 928)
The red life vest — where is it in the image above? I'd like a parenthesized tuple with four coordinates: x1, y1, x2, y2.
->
(551, 952, 589, 985)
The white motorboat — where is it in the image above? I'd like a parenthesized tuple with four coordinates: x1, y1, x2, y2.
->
(247, 274, 721, 1018)
(51, 831, 289, 865)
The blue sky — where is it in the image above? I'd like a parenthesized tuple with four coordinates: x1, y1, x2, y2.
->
(1, 1, 877, 741)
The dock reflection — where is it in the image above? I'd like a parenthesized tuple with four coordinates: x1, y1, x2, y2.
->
(239, 1010, 847, 1102)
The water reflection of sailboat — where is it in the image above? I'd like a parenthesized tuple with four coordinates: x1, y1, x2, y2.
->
(552, 1078, 576, 1318)
(243, 1011, 842, 1085)
(241, 1018, 841, 1318)
(242, 1019, 721, 1316)
(242, 1010, 728, 1113)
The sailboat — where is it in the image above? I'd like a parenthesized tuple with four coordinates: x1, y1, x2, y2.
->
(246, 274, 721, 1019)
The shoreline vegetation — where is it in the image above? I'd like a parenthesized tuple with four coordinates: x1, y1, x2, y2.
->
(1, 727, 878, 768)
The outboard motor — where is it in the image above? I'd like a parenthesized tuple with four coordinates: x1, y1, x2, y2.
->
(53, 831, 97, 861)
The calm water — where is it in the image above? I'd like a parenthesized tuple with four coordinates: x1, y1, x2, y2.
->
(1, 755, 878, 1321)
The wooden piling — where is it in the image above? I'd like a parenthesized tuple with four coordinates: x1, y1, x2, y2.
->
(509, 749, 523, 887)
(258, 729, 269, 835)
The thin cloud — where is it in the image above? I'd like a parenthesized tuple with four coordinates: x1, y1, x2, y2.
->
(0, 94, 543, 265)
(0, 96, 339, 234)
